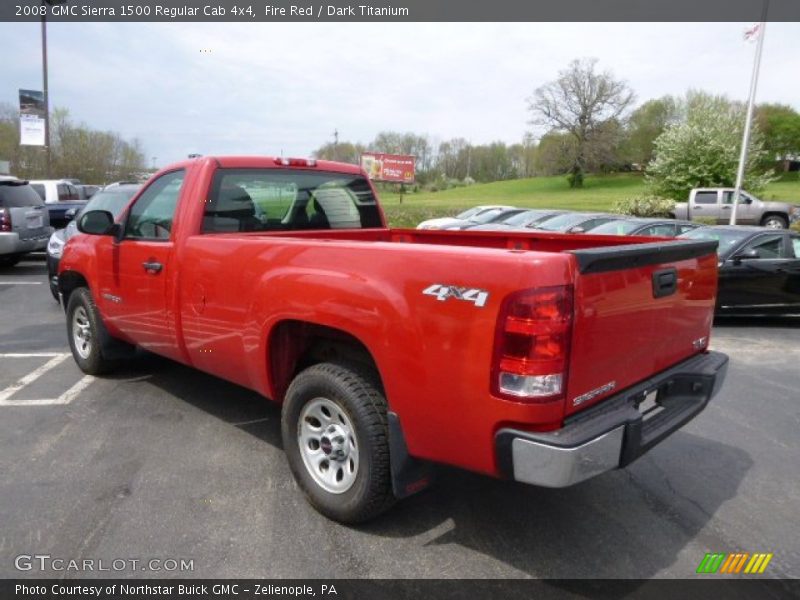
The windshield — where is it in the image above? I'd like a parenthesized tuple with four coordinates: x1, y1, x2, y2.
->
(84, 187, 140, 217)
(470, 208, 506, 224)
(588, 220, 642, 235)
(678, 227, 753, 258)
(455, 206, 484, 220)
(499, 210, 542, 226)
(535, 212, 593, 232)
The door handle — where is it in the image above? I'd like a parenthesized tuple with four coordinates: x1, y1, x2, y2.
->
(722, 205, 731, 209)
(142, 260, 163, 273)
(694, 206, 702, 210)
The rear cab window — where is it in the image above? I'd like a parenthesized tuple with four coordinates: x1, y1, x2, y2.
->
(202, 169, 382, 233)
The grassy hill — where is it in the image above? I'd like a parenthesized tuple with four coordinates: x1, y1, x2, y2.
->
(380, 173, 800, 228)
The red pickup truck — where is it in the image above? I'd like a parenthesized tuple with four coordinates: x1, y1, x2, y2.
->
(59, 156, 728, 523)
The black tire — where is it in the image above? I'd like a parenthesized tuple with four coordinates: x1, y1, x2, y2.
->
(282, 361, 395, 523)
(761, 214, 788, 229)
(66, 287, 117, 375)
(0, 255, 21, 268)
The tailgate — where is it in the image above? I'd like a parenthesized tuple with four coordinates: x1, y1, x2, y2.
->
(564, 239, 719, 417)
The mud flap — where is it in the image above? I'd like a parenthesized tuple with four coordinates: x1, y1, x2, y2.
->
(388, 412, 435, 499)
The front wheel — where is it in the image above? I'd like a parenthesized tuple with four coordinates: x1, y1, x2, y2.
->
(66, 287, 116, 375)
(281, 362, 395, 523)
(761, 214, 788, 229)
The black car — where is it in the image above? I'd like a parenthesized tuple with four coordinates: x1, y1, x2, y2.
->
(46, 184, 141, 299)
(680, 226, 800, 315)
(587, 217, 700, 238)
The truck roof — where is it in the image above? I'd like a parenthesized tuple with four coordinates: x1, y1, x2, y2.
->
(161, 155, 366, 176)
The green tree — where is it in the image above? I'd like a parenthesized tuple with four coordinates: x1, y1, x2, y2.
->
(755, 103, 800, 170)
(527, 58, 635, 187)
(646, 92, 773, 200)
(622, 96, 679, 166)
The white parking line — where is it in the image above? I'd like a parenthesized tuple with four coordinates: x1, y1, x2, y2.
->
(0, 353, 94, 407)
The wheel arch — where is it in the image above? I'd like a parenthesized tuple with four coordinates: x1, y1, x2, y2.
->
(266, 319, 384, 404)
(58, 270, 90, 312)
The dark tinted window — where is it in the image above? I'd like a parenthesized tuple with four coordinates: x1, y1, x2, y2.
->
(57, 184, 70, 201)
(741, 234, 788, 259)
(680, 228, 755, 259)
(0, 182, 45, 207)
(30, 184, 46, 200)
(694, 191, 718, 205)
(202, 169, 382, 233)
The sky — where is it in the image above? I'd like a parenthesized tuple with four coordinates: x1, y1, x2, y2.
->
(1, 22, 799, 167)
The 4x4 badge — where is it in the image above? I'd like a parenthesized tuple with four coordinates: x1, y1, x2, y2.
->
(422, 284, 489, 308)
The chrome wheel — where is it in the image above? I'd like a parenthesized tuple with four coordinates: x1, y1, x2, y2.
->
(72, 306, 93, 359)
(298, 397, 359, 494)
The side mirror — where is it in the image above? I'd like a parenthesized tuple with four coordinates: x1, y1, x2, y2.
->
(64, 208, 78, 221)
(78, 210, 117, 236)
(570, 226, 586, 234)
(732, 248, 759, 263)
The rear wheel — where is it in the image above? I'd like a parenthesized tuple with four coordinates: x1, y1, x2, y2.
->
(761, 214, 788, 229)
(281, 362, 395, 523)
(66, 287, 117, 375)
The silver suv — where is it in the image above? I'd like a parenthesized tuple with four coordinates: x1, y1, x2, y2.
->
(0, 177, 52, 267)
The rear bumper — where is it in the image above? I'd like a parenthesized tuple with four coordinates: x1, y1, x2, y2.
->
(496, 351, 729, 488)
(0, 231, 49, 255)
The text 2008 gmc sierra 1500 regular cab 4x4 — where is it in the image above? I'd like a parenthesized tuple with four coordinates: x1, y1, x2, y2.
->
(58, 156, 728, 523)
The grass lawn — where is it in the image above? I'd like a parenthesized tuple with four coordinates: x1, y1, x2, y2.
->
(379, 173, 800, 228)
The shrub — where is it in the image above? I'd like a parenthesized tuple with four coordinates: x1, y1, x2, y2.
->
(611, 195, 676, 218)
(791, 220, 800, 233)
(693, 216, 718, 226)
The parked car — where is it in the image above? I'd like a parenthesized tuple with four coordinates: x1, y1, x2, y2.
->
(680, 226, 800, 315)
(46, 184, 141, 299)
(58, 155, 728, 523)
(416, 205, 514, 230)
(588, 217, 700, 238)
(672, 188, 800, 229)
(468, 209, 568, 231)
(445, 207, 529, 230)
(0, 177, 52, 267)
(532, 212, 618, 234)
(29, 179, 81, 203)
(28, 179, 88, 228)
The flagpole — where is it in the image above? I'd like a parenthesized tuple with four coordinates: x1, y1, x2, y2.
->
(730, 2, 769, 226)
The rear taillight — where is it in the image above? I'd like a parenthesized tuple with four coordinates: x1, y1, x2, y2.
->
(0, 208, 11, 232)
(491, 285, 573, 402)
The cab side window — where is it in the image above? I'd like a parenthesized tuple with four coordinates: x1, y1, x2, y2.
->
(790, 235, 800, 258)
(741, 234, 788, 259)
(694, 191, 718, 205)
(125, 170, 185, 240)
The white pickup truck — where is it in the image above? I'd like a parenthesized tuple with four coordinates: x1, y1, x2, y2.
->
(672, 188, 800, 229)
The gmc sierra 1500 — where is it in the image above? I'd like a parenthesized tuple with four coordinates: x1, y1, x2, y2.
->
(58, 156, 728, 522)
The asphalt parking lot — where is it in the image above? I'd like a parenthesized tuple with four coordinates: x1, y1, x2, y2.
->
(0, 256, 798, 580)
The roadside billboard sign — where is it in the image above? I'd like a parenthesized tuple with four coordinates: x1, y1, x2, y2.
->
(361, 152, 415, 184)
(19, 89, 46, 147)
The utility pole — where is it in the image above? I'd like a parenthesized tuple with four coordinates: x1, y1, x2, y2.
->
(41, 11, 51, 178)
(730, 1, 769, 226)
